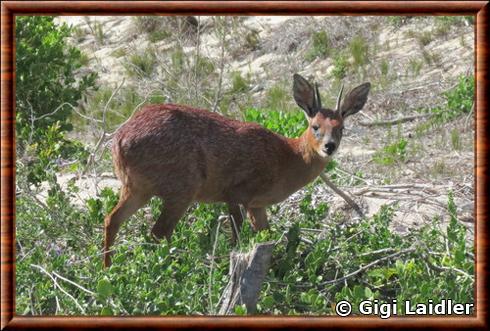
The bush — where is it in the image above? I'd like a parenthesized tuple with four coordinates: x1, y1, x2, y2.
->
(15, 16, 96, 185)
(387, 16, 413, 27)
(16, 172, 474, 315)
(444, 75, 474, 117)
(133, 16, 164, 34)
(243, 108, 306, 138)
(349, 36, 369, 68)
(195, 56, 216, 78)
(305, 31, 330, 62)
(16, 16, 97, 145)
(124, 50, 157, 78)
(417, 74, 475, 131)
(331, 53, 348, 80)
(244, 29, 260, 50)
(231, 71, 250, 93)
(264, 83, 295, 112)
(372, 138, 408, 166)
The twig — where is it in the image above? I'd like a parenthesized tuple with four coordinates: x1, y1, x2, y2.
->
(211, 17, 227, 112)
(208, 215, 224, 314)
(319, 173, 365, 218)
(35, 102, 102, 124)
(335, 167, 372, 185)
(359, 113, 434, 127)
(106, 88, 161, 140)
(52, 271, 96, 296)
(102, 80, 125, 131)
(29, 285, 38, 315)
(194, 16, 202, 103)
(464, 102, 474, 130)
(300, 237, 314, 245)
(30, 264, 86, 314)
(84, 79, 125, 175)
(318, 248, 416, 286)
(358, 247, 396, 257)
(423, 255, 473, 279)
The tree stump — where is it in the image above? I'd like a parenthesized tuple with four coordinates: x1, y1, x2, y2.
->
(218, 241, 275, 315)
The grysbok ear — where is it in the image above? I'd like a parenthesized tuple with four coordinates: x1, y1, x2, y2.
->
(341, 82, 371, 119)
(293, 74, 320, 118)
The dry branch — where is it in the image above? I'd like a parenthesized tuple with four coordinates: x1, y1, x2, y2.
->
(30, 264, 86, 314)
(319, 173, 365, 218)
(318, 248, 416, 287)
(358, 113, 434, 127)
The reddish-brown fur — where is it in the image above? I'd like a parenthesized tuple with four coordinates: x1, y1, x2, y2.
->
(104, 75, 370, 267)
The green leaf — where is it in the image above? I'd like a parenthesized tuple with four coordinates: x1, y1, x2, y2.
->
(364, 287, 373, 298)
(234, 304, 247, 315)
(97, 277, 113, 299)
(100, 307, 113, 316)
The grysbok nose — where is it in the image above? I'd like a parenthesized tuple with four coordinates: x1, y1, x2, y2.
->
(325, 142, 336, 155)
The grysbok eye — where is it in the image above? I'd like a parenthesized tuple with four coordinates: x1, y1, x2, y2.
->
(312, 125, 319, 131)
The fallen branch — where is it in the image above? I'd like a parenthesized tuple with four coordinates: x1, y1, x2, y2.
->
(423, 255, 473, 279)
(359, 113, 434, 127)
(320, 173, 365, 218)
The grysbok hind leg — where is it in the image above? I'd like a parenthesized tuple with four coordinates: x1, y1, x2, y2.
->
(104, 187, 149, 267)
(151, 196, 193, 242)
(228, 204, 244, 245)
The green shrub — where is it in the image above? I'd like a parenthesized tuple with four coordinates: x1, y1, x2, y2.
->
(415, 75, 473, 136)
(171, 47, 185, 73)
(231, 71, 250, 93)
(243, 108, 306, 138)
(305, 31, 330, 62)
(417, 31, 433, 46)
(444, 75, 475, 117)
(331, 53, 348, 80)
(133, 16, 164, 34)
(124, 50, 157, 78)
(15, 16, 97, 143)
(349, 36, 369, 68)
(15, 16, 97, 184)
(16, 176, 474, 315)
(387, 16, 412, 27)
(422, 75, 475, 126)
(434, 16, 472, 37)
(451, 129, 462, 150)
(421, 49, 440, 65)
(111, 47, 127, 58)
(91, 21, 105, 45)
(195, 56, 215, 78)
(148, 29, 171, 43)
(380, 59, 389, 77)
(264, 83, 294, 112)
(82, 87, 158, 132)
(244, 29, 260, 50)
(132, 17, 170, 42)
(408, 58, 423, 76)
(373, 138, 408, 165)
